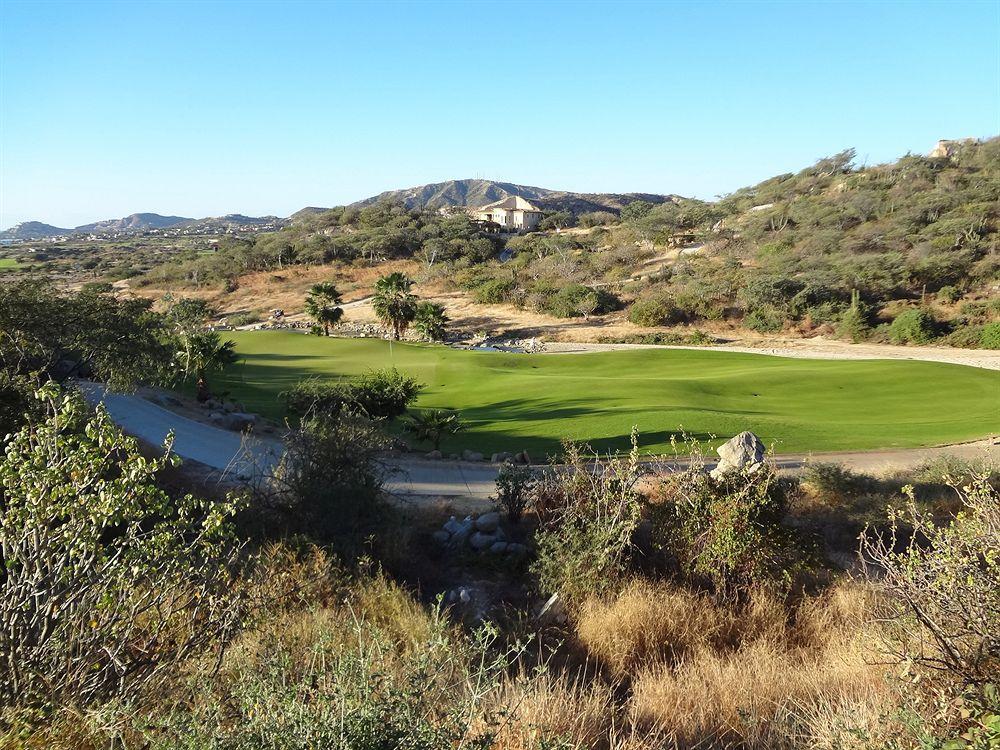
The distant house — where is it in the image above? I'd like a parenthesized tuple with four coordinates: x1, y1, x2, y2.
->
(471, 196, 544, 232)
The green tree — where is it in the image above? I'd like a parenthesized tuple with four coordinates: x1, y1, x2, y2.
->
(176, 331, 238, 401)
(0, 280, 171, 390)
(372, 272, 417, 340)
(402, 409, 465, 451)
(620, 200, 654, 222)
(413, 301, 449, 342)
(304, 282, 344, 336)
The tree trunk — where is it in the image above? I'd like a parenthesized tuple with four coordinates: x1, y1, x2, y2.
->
(196, 375, 210, 402)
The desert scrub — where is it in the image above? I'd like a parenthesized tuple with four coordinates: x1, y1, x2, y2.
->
(648, 461, 812, 597)
(81, 575, 522, 750)
(889, 308, 938, 344)
(531, 432, 644, 606)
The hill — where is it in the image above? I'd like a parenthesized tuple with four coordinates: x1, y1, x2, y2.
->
(75, 213, 193, 232)
(0, 221, 72, 240)
(351, 178, 676, 214)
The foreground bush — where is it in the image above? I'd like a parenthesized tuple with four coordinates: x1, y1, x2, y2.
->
(0, 385, 244, 707)
(861, 473, 999, 685)
(650, 462, 804, 597)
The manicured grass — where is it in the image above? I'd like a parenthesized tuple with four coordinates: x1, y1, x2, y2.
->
(218, 331, 1000, 456)
(0, 258, 22, 269)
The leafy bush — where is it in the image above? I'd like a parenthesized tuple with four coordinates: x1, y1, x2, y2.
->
(283, 368, 422, 420)
(628, 294, 686, 326)
(402, 409, 465, 451)
(493, 463, 536, 524)
(745, 306, 784, 333)
(889, 308, 937, 344)
(650, 462, 799, 596)
(837, 290, 871, 342)
(412, 300, 449, 341)
(531, 433, 644, 606)
(472, 277, 516, 304)
(0, 384, 244, 707)
(268, 410, 390, 548)
(936, 285, 961, 303)
(980, 322, 1000, 349)
(542, 284, 619, 319)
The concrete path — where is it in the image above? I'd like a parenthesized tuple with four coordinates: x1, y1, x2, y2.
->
(79, 384, 998, 498)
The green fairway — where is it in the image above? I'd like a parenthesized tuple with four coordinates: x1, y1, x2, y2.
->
(0, 258, 22, 269)
(218, 331, 999, 456)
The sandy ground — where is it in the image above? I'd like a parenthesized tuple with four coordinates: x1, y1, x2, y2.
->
(541, 339, 1000, 370)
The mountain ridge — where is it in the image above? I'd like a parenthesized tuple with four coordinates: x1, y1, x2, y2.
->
(350, 178, 677, 214)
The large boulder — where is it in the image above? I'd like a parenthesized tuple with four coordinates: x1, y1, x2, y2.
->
(474, 512, 500, 533)
(710, 431, 765, 480)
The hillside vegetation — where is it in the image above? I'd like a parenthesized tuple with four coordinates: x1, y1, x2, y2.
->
(111, 138, 999, 348)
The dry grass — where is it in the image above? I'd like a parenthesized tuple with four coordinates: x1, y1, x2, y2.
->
(575, 579, 722, 676)
(623, 582, 885, 748)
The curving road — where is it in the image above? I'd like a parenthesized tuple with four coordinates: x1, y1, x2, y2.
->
(79, 384, 998, 498)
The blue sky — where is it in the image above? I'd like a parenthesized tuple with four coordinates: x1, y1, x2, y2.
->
(1, 0, 998, 228)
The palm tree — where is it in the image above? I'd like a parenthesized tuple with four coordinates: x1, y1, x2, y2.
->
(402, 409, 464, 451)
(177, 331, 239, 401)
(412, 301, 449, 342)
(372, 272, 417, 340)
(304, 282, 344, 336)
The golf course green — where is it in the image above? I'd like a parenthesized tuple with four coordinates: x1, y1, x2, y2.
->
(218, 331, 999, 456)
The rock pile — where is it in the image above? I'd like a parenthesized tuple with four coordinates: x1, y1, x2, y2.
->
(709, 431, 765, 480)
(433, 512, 528, 558)
(424, 449, 531, 464)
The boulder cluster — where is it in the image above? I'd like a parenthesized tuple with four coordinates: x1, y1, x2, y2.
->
(425, 448, 531, 464)
(433, 512, 528, 558)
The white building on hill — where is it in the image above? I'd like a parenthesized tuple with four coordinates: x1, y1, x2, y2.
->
(471, 196, 544, 232)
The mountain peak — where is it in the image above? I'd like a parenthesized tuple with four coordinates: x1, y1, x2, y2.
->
(351, 178, 677, 214)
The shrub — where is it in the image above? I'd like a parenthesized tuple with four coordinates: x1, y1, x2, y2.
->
(531, 433, 644, 606)
(745, 306, 784, 333)
(628, 294, 685, 327)
(936, 285, 961, 303)
(860, 473, 999, 684)
(578, 210, 618, 227)
(472, 277, 516, 304)
(268, 410, 390, 548)
(402, 409, 465, 451)
(837, 289, 871, 342)
(283, 368, 422, 420)
(412, 300, 449, 341)
(800, 462, 875, 503)
(544, 284, 618, 319)
(980, 321, 1000, 349)
(889, 308, 937, 344)
(0, 384, 244, 707)
(493, 463, 535, 524)
(649, 463, 801, 597)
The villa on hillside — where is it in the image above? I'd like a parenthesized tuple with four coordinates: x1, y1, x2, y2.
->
(471, 196, 544, 232)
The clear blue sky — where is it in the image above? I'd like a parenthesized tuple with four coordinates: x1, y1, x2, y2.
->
(1, 0, 998, 228)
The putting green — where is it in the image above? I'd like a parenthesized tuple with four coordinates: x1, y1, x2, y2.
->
(218, 331, 999, 456)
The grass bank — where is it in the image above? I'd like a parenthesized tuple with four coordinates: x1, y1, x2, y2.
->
(218, 331, 999, 455)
